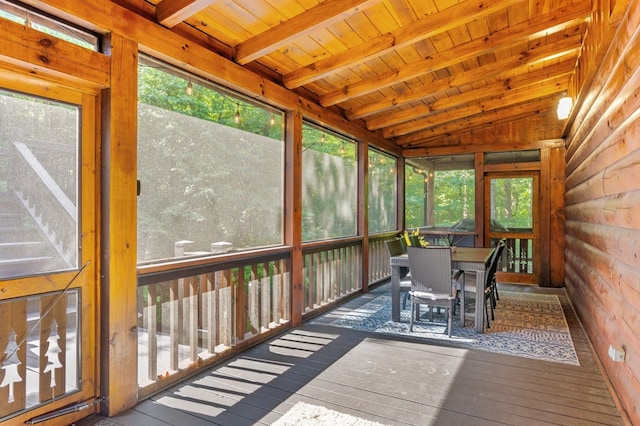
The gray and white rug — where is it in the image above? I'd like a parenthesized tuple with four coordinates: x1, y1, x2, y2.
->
(323, 290, 579, 365)
(273, 401, 388, 426)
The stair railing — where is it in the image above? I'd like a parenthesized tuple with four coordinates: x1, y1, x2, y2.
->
(10, 141, 77, 269)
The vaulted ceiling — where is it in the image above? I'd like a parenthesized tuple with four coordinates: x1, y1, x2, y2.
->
(120, 0, 591, 150)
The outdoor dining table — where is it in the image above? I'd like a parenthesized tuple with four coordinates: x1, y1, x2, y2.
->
(390, 246, 494, 333)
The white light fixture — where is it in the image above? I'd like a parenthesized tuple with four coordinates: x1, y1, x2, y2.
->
(557, 96, 572, 119)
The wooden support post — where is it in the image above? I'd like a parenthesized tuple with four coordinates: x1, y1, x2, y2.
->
(285, 110, 303, 326)
(100, 33, 139, 416)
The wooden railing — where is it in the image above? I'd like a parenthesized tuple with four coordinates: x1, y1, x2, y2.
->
(368, 233, 400, 284)
(497, 237, 534, 274)
(136, 249, 291, 397)
(136, 234, 401, 396)
(301, 238, 363, 315)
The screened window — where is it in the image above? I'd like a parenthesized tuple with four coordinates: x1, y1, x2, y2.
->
(302, 124, 357, 241)
(404, 165, 428, 229)
(137, 57, 285, 262)
(368, 149, 397, 233)
(0, 89, 79, 279)
(0, 0, 98, 50)
(406, 155, 475, 229)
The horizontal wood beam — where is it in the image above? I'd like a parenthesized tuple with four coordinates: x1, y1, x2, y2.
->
(0, 16, 109, 88)
(403, 137, 565, 157)
(234, 0, 382, 65)
(398, 96, 562, 148)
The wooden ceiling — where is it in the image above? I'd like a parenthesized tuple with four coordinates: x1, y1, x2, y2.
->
(122, 0, 591, 150)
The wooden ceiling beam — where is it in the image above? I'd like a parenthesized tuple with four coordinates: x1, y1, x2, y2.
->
(347, 35, 582, 120)
(394, 84, 568, 146)
(156, 0, 216, 28)
(372, 60, 574, 134)
(234, 0, 382, 65)
(319, 4, 590, 107)
(283, 0, 523, 89)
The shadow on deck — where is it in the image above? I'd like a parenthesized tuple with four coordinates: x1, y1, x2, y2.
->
(77, 283, 627, 426)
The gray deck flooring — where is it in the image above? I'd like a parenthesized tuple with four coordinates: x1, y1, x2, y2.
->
(78, 283, 627, 426)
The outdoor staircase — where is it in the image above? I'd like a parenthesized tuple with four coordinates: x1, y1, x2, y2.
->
(0, 191, 59, 278)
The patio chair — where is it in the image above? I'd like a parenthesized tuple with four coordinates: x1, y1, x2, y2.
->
(491, 240, 506, 304)
(386, 238, 410, 309)
(407, 246, 463, 337)
(463, 240, 505, 328)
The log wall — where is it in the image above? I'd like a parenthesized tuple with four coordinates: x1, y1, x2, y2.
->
(564, 1, 640, 424)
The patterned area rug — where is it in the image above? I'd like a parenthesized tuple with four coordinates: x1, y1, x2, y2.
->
(325, 290, 579, 365)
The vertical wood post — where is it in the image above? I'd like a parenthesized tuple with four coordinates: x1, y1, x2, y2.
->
(358, 140, 369, 292)
(100, 33, 139, 415)
(474, 152, 485, 246)
(285, 111, 303, 326)
(548, 146, 566, 286)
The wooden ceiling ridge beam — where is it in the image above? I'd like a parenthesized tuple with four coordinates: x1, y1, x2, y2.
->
(394, 86, 566, 145)
(347, 35, 582, 120)
(282, 0, 522, 89)
(156, 0, 216, 28)
(400, 106, 554, 149)
(402, 128, 562, 155)
(371, 59, 575, 133)
(318, 3, 590, 107)
(234, 0, 382, 65)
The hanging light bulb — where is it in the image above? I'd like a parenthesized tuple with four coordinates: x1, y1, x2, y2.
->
(234, 105, 240, 123)
(270, 112, 275, 126)
(557, 95, 572, 119)
(185, 78, 193, 96)
(320, 133, 325, 144)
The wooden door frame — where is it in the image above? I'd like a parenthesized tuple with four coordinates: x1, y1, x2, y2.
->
(0, 70, 100, 425)
(484, 171, 540, 285)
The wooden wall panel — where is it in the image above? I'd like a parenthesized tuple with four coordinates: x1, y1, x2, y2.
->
(564, 1, 640, 424)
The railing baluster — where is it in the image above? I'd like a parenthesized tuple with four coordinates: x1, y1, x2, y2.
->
(188, 276, 198, 362)
(145, 285, 157, 380)
(169, 279, 179, 371)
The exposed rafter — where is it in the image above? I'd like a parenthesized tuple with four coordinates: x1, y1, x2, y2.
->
(156, 0, 216, 28)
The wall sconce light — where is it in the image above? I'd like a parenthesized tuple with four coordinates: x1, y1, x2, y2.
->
(557, 96, 572, 119)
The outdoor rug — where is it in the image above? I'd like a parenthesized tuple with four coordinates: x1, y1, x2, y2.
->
(273, 401, 388, 426)
(324, 290, 579, 365)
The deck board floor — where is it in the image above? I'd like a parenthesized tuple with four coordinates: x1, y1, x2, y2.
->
(77, 283, 627, 426)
